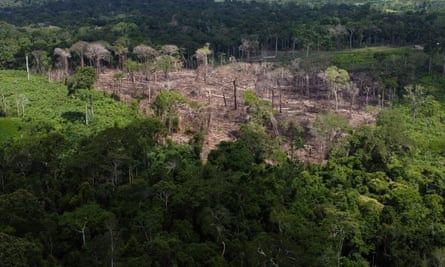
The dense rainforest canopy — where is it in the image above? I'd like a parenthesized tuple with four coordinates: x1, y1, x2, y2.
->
(1, 0, 445, 70)
(2, 0, 445, 266)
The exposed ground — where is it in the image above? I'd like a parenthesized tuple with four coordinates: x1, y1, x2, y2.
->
(95, 62, 378, 163)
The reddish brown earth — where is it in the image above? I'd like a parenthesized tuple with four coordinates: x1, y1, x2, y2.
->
(94, 62, 378, 163)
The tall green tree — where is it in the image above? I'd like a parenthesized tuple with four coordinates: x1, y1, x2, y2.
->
(319, 66, 352, 111)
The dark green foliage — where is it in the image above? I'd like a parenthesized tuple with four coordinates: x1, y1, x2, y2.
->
(208, 141, 255, 172)
(0, 232, 42, 267)
(3, 97, 445, 266)
(66, 66, 97, 95)
(151, 90, 186, 118)
(152, 90, 186, 134)
(0, 189, 44, 235)
(189, 132, 204, 158)
(2, 1, 445, 266)
(0, 0, 444, 69)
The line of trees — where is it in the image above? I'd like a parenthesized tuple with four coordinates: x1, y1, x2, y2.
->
(1, 1, 445, 71)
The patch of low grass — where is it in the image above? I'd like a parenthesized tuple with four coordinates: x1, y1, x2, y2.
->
(0, 70, 138, 141)
(295, 46, 414, 72)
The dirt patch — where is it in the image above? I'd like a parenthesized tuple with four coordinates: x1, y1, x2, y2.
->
(94, 63, 378, 163)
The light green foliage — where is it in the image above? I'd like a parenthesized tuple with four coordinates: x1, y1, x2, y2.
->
(243, 89, 273, 126)
(331, 108, 414, 174)
(196, 43, 212, 65)
(0, 70, 136, 141)
(152, 90, 186, 116)
(327, 95, 445, 264)
(124, 59, 140, 82)
(319, 66, 351, 111)
(113, 72, 125, 80)
(311, 112, 350, 155)
(154, 55, 181, 78)
(66, 66, 97, 94)
(323, 66, 351, 89)
(333, 52, 374, 70)
(152, 90, 186, 134)
(404, 84, 425, 119)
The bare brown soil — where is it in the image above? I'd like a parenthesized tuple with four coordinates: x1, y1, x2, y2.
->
(94, 62, 378, 163)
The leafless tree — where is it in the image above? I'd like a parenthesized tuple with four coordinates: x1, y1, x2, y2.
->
(70, 41, 88, 67)
(133, 44, 158, 63)
(112, 40, 129, 71)
(195, 43, 212, 82)
(348, 83, 359, 114)
(133, 45, 158, 79)
(328, 25, 348, 49)
(31, 50, 50, 74)
(269, 67, 292, 113)
(85, 42, 110, 74)
(159, 44, 182, 74)
(239, 35, 259, 60)
(54, 47, 71, 75)
(160, 44, 179, 56)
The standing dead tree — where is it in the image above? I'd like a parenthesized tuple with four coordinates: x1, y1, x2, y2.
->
(195, 43, 212, 83)
(54, 47, 71, 77)
(85, 42, 110, 75)
(239, 35, 259, 61)
(133, 44, 158, 80)
(70, 41, 88, 67)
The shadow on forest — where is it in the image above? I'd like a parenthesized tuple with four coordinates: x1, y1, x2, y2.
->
(61, 111, 84, 123)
